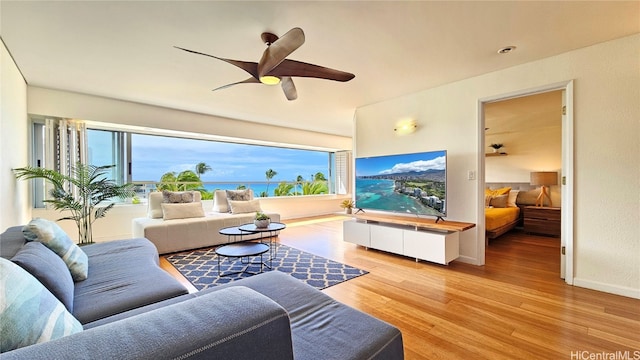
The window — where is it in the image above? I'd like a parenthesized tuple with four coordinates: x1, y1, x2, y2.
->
(87, 129, 126, 185)
(31, 119, 346, 206)
(129, 133, 334, 197)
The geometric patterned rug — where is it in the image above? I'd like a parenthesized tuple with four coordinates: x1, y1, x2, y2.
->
(166, 243, 368, 291)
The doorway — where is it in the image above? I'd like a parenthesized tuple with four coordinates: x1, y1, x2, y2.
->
(477, 81, 574, 284)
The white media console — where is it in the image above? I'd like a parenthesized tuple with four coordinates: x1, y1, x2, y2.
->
(343, 213, 475, 265)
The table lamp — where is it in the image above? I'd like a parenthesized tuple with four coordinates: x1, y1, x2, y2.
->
(530, 171, 558, 207)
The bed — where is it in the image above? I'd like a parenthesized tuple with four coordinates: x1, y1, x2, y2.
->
(485, 183, 539, 244)
(485, 207, 520, 240)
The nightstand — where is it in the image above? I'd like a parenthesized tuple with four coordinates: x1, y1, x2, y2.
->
(523, 206, 561, 237)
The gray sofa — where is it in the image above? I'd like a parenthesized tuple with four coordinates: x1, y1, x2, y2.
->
(1, 225, 404, 359)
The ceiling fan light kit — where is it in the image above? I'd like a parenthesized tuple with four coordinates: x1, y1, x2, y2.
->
(176, 27, 354, 100)
(259, 76, 281, 85)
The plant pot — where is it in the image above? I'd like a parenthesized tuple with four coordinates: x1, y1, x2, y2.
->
(254, 219, 271, 228)
(345, 208, 352, 215)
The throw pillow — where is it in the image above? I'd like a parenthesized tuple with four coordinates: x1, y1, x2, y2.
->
(225, 189, 253, 213)
(162, 190, 194, 203)
(148, 191, 164, 219)
(0, 258, 83, 353)
(11, 242, 75, 312)
(161, 202, 205, 220)
(228, 199, 262, 214)
(489, 194, 508, 208)
(507, 190, 520, 208)
(212, 190, 229, 213)
(22, 218, 89, 282)
(484, 194, 492, 208)
(486, 187, 511, 197)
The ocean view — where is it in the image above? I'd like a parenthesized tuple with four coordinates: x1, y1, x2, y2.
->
(355, 178, 441, 216)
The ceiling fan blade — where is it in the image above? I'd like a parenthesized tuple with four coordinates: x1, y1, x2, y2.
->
(280, 77, 298, 101)
(212, 77, 260, 92)
(174, 46, 258, 78)
(268, 59, 355, 82)
(258, 27, 305, 78)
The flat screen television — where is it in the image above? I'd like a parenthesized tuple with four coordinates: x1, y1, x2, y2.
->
(355, 150, 447, 219)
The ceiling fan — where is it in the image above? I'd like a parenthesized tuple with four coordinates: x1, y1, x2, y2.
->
(175, 27, 355, 101)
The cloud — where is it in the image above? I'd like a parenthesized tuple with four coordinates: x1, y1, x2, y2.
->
(379, 156, 445, 174)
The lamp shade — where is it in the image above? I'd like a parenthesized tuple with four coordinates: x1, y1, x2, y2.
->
(530, 171, 558, 186)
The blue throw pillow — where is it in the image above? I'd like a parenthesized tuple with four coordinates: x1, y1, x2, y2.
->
(11, 241, 75, 312)
(22, 218, 89, 282)
(0, 258, 83, 353)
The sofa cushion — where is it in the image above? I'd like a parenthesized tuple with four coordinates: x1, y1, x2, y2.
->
(72, 238, 188, 324)
(149, 191, 202, 218)
(213, 190, 229, 212)
(0, 258, 83, 353)
(22, 218, 88, 282)
(0, 226, 27, 259)
(85, 271, 403, 360)
(225, 189, 253, 212)
(228, 199, 262, 214)
(162, 190, 194, 203)
(161, 202, 205, 220)
(10, 242, 75, 312)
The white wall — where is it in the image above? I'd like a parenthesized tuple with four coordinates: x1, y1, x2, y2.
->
(27, 87, 352, 151)
(1, 41, 30, 230)
(355, 34, 640, 298)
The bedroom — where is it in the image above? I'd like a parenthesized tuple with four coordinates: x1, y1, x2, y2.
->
(484, 90, 562, 268)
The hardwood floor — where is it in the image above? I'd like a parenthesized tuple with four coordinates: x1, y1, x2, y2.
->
(161, 215, 640, 359)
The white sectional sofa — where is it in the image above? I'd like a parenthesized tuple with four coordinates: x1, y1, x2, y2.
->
(132, 190, 280, 254)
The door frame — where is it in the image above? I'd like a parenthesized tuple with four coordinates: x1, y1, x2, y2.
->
(477, 80, 574, 285)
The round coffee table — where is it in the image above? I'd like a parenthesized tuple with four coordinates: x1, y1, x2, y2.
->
(215, 242, 270, 277)
(218, 226, 251, 243)
(239, 222, 286, 259)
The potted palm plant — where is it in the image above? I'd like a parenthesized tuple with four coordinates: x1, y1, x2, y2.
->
(14, 163, 136, 245)
(340, 199, 355, 214)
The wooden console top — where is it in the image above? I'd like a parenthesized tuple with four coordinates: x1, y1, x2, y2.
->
(352, 213, 476, 232)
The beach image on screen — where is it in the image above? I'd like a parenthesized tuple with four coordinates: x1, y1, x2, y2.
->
(355, 150, 446, 216)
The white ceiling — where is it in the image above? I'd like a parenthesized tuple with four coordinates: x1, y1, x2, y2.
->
(2, 1, 638, 137)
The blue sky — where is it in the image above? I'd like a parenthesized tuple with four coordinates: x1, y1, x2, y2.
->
(355, 151, 446, 176)
(88, 131, 329, 182)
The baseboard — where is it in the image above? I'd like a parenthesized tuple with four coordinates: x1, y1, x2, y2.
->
(573, 278, 640, 299)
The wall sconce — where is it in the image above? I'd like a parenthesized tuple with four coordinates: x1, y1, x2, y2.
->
(530, 171, 558, 207)
(394, 119, 418, 135)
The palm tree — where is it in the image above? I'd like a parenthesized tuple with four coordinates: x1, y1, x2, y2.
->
(156, 172, 178, 191)
(302, 181, 328, 195)
(195, 162, 212, 180)
(156, 170, 203, 191)
(264, 169, 277, 197)
(314, 172, 327, 181)
(14, 163, 136, 244)
(295, 175, 304, 195)
(274, 182, 294, 196)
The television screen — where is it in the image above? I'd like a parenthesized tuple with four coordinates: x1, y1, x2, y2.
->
(355, 150, 447, 217)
